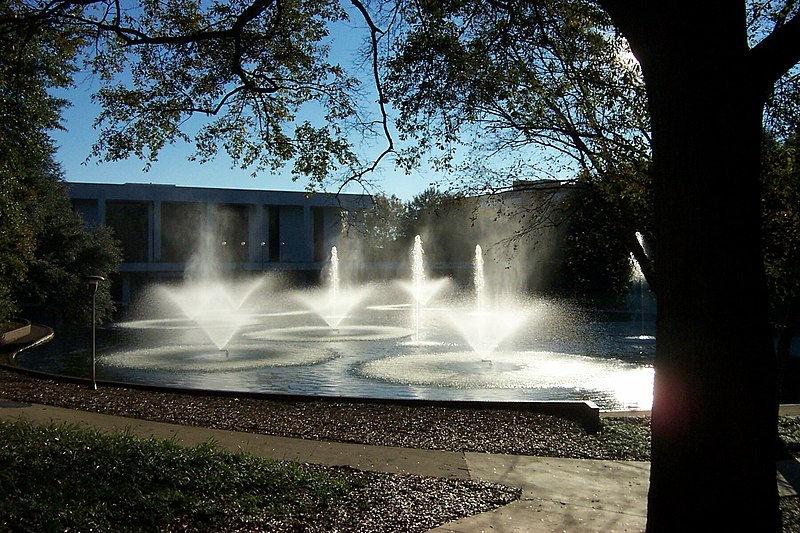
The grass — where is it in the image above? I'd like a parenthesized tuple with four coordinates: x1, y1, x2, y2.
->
(596, 415, 800, 463)
(598, 417, 652, 460)
(0, 420, 361, 532)
(3, 415, 800, 531)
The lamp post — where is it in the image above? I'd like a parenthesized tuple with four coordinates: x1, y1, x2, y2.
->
(85, 275, 105, 390)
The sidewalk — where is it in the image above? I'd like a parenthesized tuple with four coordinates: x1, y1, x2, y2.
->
(5, 324, 800, 531)
(0, 400, 651, 532)
(0, 323, 53, 360)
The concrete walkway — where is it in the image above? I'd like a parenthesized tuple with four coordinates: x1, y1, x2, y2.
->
(0, 400, 651, 532)
(2, 401, 800, 532)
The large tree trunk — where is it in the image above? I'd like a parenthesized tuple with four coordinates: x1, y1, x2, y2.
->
(599, 2, 779, 531)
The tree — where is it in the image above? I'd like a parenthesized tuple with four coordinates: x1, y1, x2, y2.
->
(14, 162, 122, 323)
(554, 185, 635, 306)
(0, 0, 74, 322)
(361, 193, 406, 264)
(0, 180, 31, 322)
(0, 0, 60, 322)
(0, 0, 120, 323)
(384, 0, 800, 530)
(596, 2, 800, 530)
(401, 186, 476, 267)
(763, 134, 800, 399)
(1, 0, 397, 192)
(382, 0, 655, 280)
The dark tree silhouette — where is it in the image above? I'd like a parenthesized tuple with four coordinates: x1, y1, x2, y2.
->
(599, 2, 800, 530)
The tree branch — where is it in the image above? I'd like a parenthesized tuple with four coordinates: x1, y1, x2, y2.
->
(749, 10, 800, 95)
(338, 0, 395, 191)
(63, 0, 281, 94)
(68, 0, 276, 47)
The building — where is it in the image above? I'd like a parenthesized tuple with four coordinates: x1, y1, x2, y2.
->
(68, 182, 372, 306)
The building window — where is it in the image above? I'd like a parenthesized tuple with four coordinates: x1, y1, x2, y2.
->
(313, 207, 326, 262)
(106, 201, 149, 263)
(214, 203, 249, 263)
(71, 199, 100, 228)
(161, 202, 205, 263)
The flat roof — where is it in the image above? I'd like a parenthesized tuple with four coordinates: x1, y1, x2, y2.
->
(67, 182, 373, 209)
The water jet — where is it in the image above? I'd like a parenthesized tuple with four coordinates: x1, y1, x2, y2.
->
(14, 238, 655, 411)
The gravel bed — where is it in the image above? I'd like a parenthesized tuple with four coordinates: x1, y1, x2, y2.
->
(0, 369, 650, 460)
(0, 367, 649, 531)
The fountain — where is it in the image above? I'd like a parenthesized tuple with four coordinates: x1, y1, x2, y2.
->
(13, 236, 655, 411)
(628, 231, 655, 342)
(355, 243, 653, 409)
(294, 246, 372, 333)
(159, 276, 264, 350)
(444, 244, 529, 358)
(398, 235, 449, 343)
(330, 246, 340, 318)
(474, 244, 486, 312)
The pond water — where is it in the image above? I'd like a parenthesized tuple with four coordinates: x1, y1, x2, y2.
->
(15, 282, 655, 411)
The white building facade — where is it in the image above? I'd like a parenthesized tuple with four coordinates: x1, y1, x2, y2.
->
(69, 182, 372, 306)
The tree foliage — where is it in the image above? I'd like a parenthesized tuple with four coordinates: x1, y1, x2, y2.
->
(384, 0, 649, 174)
(763, 135, 800, 308)
(0, 178, 30, 322)
(554, 186, 635, 305)
(381, 0, 653, 276)
(0, 0, 75, 321)
(362, 188, 471, 266)
(0, 0, 120, 323)
(750, 1, 800, 140)
(1, 0, 397, 191)
(361, 192, 406, 263)
(15, 164, 122, 323)
(363, 184, 631, 300)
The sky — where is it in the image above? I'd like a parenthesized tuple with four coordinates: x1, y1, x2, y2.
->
(48, 8, 440, 202)
(50, 91, 437, 201)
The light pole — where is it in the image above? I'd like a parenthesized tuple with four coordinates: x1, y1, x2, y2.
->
(85, 275, 105, 390)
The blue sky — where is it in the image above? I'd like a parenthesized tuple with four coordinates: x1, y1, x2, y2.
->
(48, 9, 440, 201)
(50, 92, 437, 200)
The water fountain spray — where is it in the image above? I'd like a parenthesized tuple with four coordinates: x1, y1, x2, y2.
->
(630, 231, 651, 340)
(69, 236, 655, 411)
(330, 246, 340, 326)
(296, 245, 368, 330)
(474, 244, 485, 313)
(161, 276, 264, 351)
(411, 235, 425, 341)
(443, 243, 530, 359)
